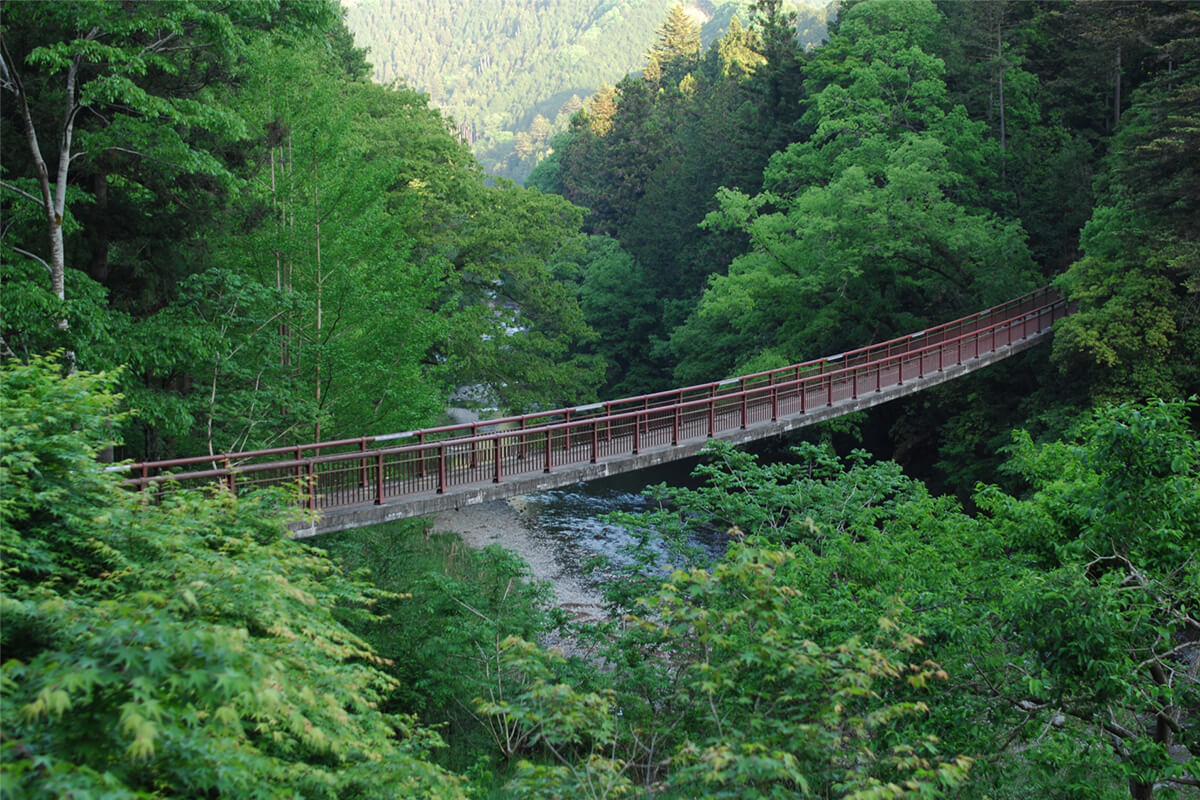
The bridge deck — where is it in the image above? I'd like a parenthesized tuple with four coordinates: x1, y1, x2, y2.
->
(117, 288, 1070, 536)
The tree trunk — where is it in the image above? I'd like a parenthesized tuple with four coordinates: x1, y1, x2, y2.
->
(1114, 44, 1122, 130)
(2, 36, 81, 369)
(313, 154, 322, 443)
(87, 169, 110, 285)
(997, 24, 1006, 156)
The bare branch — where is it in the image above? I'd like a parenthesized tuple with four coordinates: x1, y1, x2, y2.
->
(0, 34, 25, 97)
(1137, 640, 1200, 671)
(139, 31, 179, 58)
(10, 246, 54, 277)
(0, 180, 45, 207)
(450, 594, 495, 624)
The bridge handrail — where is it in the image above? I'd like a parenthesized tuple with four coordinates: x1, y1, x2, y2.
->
(118, 286, 1061, 479)
(123, 296, 1065, 492)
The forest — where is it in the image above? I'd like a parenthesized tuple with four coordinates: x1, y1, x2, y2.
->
(341, 0, 833, 180)
(1, 0, 1197, 798)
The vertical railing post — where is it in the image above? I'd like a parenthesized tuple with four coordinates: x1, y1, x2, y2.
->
(520, 418, 529, 459)
(359, 439, 368, 489)
(707, 397, 716, 437)
(634, 413, 642, 453)
(470, 424, 478, 469)
(224, 459, 235, 494)
(938, 346, 943, 372)
(673, 406, 680, 445)
(437, 445, 446, 493)
(295, 447, 303, 481)
(740, 383, 748, 429)
(564, 410, 571, 452)
(605, 403, 612, 442)
(898, 357, 904, 385)
(375, 452, 384, 504)
(769, 374, 778, 421)
(801, 379, 807, 414)
(591, 422, 599, 464)
(852, 371, 858, 399)
(418, 433, 426, 477)
(307, 460, 317, 511)
(826, 374, 833, 406)
(544, 429, 553, 473)
(494, 435, 503, 483)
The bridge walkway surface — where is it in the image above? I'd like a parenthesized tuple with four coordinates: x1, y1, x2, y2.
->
(117, 287, 1070, 536)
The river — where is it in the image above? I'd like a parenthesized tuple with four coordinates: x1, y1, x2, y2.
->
(429, 455, 728, 621)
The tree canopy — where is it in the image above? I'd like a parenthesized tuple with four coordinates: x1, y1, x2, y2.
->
(2, 1, 1198, 797)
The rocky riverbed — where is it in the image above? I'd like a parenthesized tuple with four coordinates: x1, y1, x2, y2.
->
(429, 497, 607, 626)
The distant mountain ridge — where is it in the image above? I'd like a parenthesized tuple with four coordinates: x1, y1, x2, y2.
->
(342, 0, 830, 181)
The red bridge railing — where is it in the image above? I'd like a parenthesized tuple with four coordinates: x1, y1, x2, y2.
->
(115, 286, 1069, 511)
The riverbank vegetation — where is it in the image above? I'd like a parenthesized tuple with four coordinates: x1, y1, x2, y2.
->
(2, 0, 1197, 796)
(5, 357, 1195, 798)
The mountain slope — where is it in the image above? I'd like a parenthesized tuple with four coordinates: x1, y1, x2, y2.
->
(342, 0, 830, 180)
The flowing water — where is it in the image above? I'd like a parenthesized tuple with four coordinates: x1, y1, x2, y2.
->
(431, 455, 730, 617)
(512, 457, 729, 575)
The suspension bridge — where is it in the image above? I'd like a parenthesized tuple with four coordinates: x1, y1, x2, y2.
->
(119, 286, 1070, 537)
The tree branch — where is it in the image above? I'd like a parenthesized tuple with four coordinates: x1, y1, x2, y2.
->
(0, 180, 46, 207)
(10, 246, 54, 277)
(139, 31, 179, 58)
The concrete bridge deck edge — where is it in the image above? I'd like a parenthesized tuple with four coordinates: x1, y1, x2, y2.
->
(290, 333, 1048, 538)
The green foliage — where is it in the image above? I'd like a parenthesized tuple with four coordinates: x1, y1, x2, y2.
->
(0, 0, 343, 344)
(554, 3, 806, 393)
(973, 398, 1200, 797)
(638, 546, 973, 799)
(475, 636, 618, 760)
(568, 399, 1198, 798)
(674, 0, 1038, 380)
(342, 1, 830, 181)
(3, 2, 602, 458)
(1052, 10, 1200, 402)
(645, 4, 702, 87)
(466, 533, 972, 799)
(215, 43, 448, 443)
(569, 236, 665, 395)
(0, 356, 466, 798)
(317, 521, 558, 766)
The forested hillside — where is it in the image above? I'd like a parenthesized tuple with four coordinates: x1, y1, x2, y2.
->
(1, 0, 601, 462)
(535, 0, 1199, 493)
(2, 1, 1196, 798)
(342, 0, 832, 180)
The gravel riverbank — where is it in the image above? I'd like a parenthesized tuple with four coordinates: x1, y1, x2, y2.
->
(429, 497, 606, 625)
